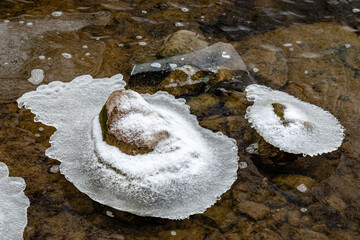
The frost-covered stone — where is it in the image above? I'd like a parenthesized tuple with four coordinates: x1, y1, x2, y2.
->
(17, 74, 239, 219)
(100, 90, 169, 154)
(0, 162, 30, 240)
(245, 84, 344, 156)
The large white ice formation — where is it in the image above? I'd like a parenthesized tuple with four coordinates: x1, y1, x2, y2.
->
(0, 162, 30, 240)
(17, 74, 239, 219)
(245, 84, 344, 156)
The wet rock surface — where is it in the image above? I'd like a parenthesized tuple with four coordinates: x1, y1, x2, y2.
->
(1, 0, 360, 239)
(157, 30, 208, 58)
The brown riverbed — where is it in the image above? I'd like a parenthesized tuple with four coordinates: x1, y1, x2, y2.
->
(1, 0, 360, 239)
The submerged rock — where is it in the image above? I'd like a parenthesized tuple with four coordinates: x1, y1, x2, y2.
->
(157, 30, 208, 58)
(0, 162, 30, 240)
(272, 174, 316, 191)
(157, 65, 215, 96)
(237, 200, 270, 220)
(186, 93, 220, 117)
(17, 74, 239, 220)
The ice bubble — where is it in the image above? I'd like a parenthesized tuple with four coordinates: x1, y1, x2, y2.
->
(169, 63, 178, 69)
(4, 20, 10, 23)
(49, 165, 60, 173)
(352, 8, 360, 13)
(246, 143, 258, 154)
(61, 53, 72, 59)
(17, 74, 238, 220)
(297, 183, 307, 192)
(136, 35, 143, 39)
(26, 22, 33, 26)
(138, 41, 147, 46)
(171, 231, 177, 236)
(85, 52, 90, 56)
(51, 11, 63, 17)
(82, 45, 88, 49)
(181, 8, 189, 12)
(38, 55, 45, 60)
(28, 69, 44, 85)
(239, 162, 248, 169)
(0, 162, 30, 239)
(150, 62, 161, 68)
(39, 127, 44, 131)
(245, 84, 344, 156)
(300, 207, 308, 212)
(106, 210, 114, 217)
(283, 43, 292, 47)
(141, 10, 147, 14)
(253, 67, 259, 73)
(175, 22, 185, 27)
(222, 51, 231, 59)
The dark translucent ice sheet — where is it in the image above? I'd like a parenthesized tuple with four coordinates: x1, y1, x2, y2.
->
(130, 42, 248, 75)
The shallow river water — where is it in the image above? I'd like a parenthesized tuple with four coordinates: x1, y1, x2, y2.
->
(1, 0, 360, 239)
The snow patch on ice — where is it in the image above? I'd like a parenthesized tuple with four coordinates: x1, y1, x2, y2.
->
(245, 84, 344, 156)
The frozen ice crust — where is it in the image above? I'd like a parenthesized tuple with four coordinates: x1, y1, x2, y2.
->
(0, 162, 29, 240)
(245, 84, 344, 156)
(17, 74, 238, 219)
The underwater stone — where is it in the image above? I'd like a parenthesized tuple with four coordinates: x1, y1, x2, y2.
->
(0, 162, 30, 240)
(245, 84, 345, 156)
(157, 65, 215, 96)
(157, 30, 208, 58)
(17, 74, 239, 219)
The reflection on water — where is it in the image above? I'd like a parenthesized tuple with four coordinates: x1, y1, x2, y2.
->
(1, 0, 360, 239)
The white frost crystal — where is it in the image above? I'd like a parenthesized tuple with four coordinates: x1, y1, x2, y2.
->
(17, 74, 238, 219)
(245, 84, 344, 156)
(0, 162, 30, 240)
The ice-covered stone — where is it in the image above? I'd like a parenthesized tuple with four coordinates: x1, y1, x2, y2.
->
(245, 84, 344, 156)
(0, 162, 30, 240)
(17, 74, 239, 219)
(101, 90, 170, 154)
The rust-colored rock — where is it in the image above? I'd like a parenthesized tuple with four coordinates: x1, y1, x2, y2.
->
(99, 90, 169, 155)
